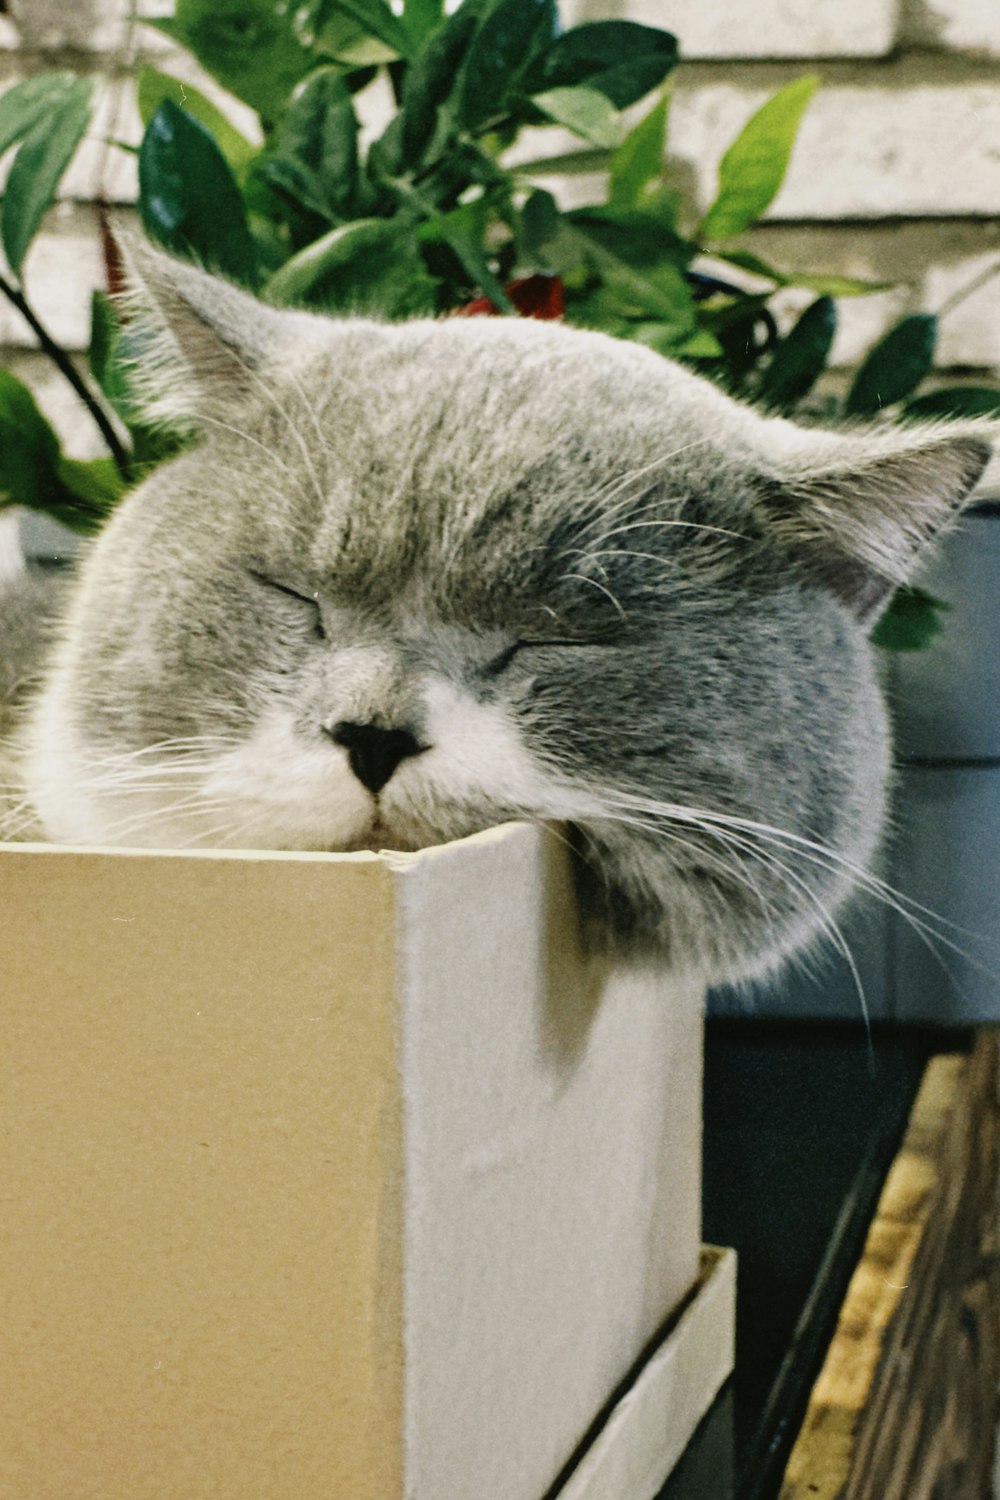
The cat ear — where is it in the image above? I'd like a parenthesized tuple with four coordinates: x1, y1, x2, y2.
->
(757, 429, 992, 621)
(114, 235, 317, 426)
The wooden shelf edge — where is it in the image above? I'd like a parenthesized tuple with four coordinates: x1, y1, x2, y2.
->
(778, 1031, 1000, 1500)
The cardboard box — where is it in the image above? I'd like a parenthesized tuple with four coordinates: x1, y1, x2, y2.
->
(1, 821, 731, 1499)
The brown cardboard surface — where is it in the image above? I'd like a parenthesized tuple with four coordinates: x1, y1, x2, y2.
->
(1, 825, 714, 1500)
(1, 845, 404, 1500)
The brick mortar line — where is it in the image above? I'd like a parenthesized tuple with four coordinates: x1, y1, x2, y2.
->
(672, 52, 1000, 85)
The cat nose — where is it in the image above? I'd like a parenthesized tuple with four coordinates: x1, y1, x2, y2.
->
(324, 720, 426, 794)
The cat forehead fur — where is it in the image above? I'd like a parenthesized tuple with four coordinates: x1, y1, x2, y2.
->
(133, 306, 757, 565)
(116, 244, 994, 608)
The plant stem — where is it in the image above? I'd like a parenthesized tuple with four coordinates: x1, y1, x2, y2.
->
(936, 258, 1000, 322)
(0, 273, 131, 477)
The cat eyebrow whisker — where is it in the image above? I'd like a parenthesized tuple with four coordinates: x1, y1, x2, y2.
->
(576, 442, 712, 539)
(236, 363, 330, 516)
(599, 519, 751, 544)
(558, 573, 628, 620)
(279, 362, 333, 457)
(583, 548, 678, 571)
(195, 411, 312, 502)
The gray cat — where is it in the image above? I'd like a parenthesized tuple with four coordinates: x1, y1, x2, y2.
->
(0, 242, 991, 984)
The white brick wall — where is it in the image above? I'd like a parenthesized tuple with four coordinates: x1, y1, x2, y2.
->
(1, 0, 174, 54)
(670, 67, 1000, 220)
(564, 0, 901, 60)
(901, 0, 1000, 58)
(744, 220, 1000, 367)
(567, 0, 1000, 59)
(1, 0, 999, 459)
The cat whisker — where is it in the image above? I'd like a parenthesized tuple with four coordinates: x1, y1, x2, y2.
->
(696, 817, 873, 1032)
(88, 794, 237, 844)
(599, 789, 997, 990)
(596, 800, 872, 1021)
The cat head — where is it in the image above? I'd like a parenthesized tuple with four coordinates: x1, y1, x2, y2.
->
(20, 243, 992, 983)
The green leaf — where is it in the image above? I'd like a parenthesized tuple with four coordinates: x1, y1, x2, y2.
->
(627, 321, 720, 358)
(788, 271, 892, 298)
(699, 75, 819, 241)
(156, 0, 315, 124)
(519, 187, 559, 257)
(0, 369, 60, 510)
(566, 206, 692, 272)
(403, 0, 445, 46)
(136, 65, 256, 177)
(272, 67, 359, 219)
(314, 0, 414, 59)
(421, 201, 514, 310)
(88, 290, 116, 395)
(314, 8, 398, 65)
(565, 221, 695, 331)
(871, 586, 949, 653)
(88, 291, 147, 427)
(671, 326, 724, 358)
(0, 368, 118, 529)
(458, 0, 559, 131)
(1, 76, 95, 275)
(88, 291, 130, 416)
(707, 247, 782, 283)
(0, 73, 83, 160)
(609, 90, 668, 211)
(531, 86, 620, 149)
(527, 21, 678, 109)
(262, 217, 437, 315)
(711, 248, 893, 297)
(903, 386, 1000, 421)
(846, 313, 937, 416)
(758, 296, 835, 410)
(400, 1, 485, 162)
(139, 100, 259, 284)
(56, 454, 127, 513)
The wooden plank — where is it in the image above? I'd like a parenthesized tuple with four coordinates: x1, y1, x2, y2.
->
(778, 1033, 999, 1500)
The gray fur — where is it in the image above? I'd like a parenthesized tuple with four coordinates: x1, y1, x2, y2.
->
(0, 564, 73, 740)
(1, 243, 991, 983)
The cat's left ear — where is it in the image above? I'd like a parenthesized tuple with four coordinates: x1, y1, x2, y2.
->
(114, 234, 320, 426)
(757, 430, 992, 621)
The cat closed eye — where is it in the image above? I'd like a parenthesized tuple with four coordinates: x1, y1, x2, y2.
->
(248, 568, 327, 640)
(480, 638, 601, 678)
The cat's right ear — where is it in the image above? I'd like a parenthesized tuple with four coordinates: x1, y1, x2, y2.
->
(114, 235, 316, 426)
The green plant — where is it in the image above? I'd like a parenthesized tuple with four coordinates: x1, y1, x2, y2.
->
(0, 0, 996, 648)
